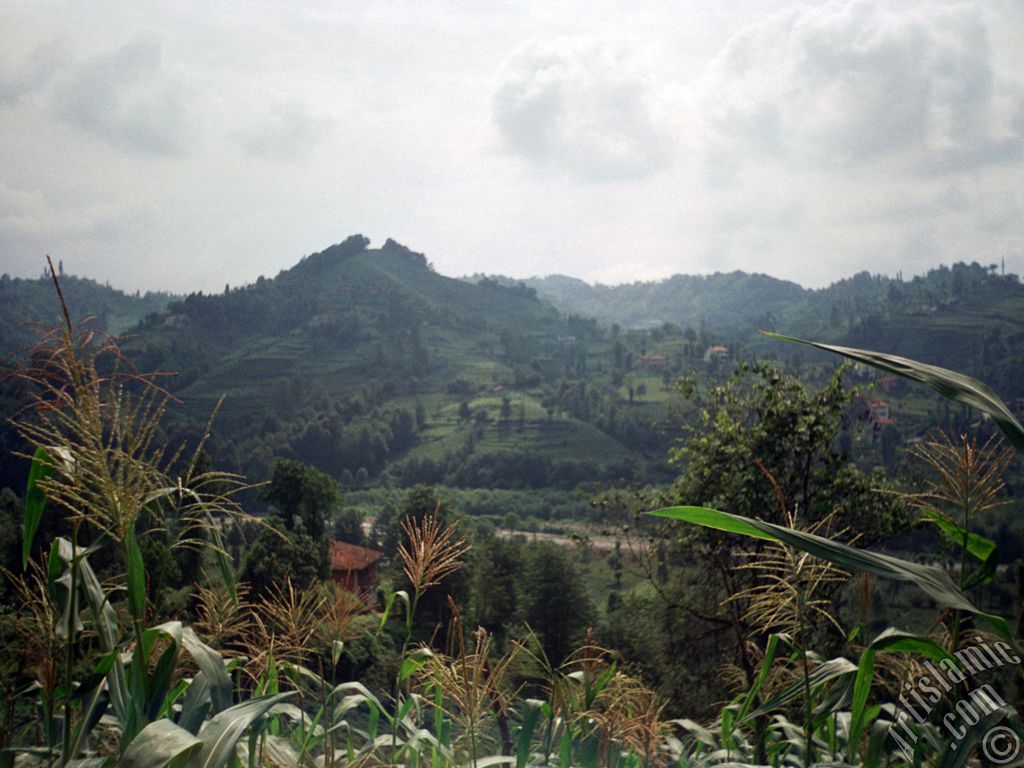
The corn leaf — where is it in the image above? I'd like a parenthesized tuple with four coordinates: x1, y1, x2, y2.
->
(77, 549, 130, 725)
(937, 706, 1015, 768)
(185, 692, 295, 768)
(761, 332, 1024, 452)
(178, 672, 212, 735)
(746, 658, 858, 719)
(515, 700, 544, 768)
(734, 633, 782, 724)
(124, 525, 146, 621)
(23, 447, 54, 569)
(181, 627, 232, 715)
(120, 718, 202, 768)
(849, 629, 956, 760)
(650, 506, 1015, 644)
(920, 508, 999, 589)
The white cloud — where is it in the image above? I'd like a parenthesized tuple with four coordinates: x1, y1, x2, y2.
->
(234, 102, 333, 163)
(492, 35, 676, 182)
(2, 1, 1024, 294)
(0, 39, 67, 104)
(702, 1, 1024, 175)
(55, 37, 193, 156)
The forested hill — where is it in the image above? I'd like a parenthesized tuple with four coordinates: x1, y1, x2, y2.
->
(477, 262, 1024, 394)
(490, 272, 807, 332)
(5, 240, 1024, 497)
(0, 272, 174, 357)
(73, 236, 668, 493)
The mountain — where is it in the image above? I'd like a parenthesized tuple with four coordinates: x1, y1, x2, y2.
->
(475, 263, 1024, 396)
(6, 241, 1024, 500)
(100, 236, 670, 493)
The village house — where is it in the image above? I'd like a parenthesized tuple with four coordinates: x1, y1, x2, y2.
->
(330, 540, 385, 606)
(869, 398, 897, 426)
(703, 345, 729, 362)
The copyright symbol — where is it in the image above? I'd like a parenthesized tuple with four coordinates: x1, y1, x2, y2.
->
(983, 726, 1021, 765)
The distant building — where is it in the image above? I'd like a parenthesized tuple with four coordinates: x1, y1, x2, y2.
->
(330, 541, 384, 606)
(869, 399, 891, 422)
(704, 345, 729, 362)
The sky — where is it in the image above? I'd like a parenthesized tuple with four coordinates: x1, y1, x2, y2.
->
(1, 0, 1023, 294)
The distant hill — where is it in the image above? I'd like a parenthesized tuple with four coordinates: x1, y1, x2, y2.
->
(0, 272, 174, 358)
(487, 272, 808, 332)
(473, 263, 1024, 396)
(6, 241, 1024, 500)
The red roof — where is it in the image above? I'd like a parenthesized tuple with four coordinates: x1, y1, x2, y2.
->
(330, 541, 384, 571)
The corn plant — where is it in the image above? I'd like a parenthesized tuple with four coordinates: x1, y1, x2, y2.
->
(3, 269, 287, 766)
(654, 334, 1024, 763)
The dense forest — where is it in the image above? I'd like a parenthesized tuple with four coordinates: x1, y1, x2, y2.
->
(2, 240, 1023, 765)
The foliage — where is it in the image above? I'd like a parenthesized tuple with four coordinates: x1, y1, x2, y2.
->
(669, 361, 905, 540)
(521, 542, 594, 666)
(6, 268, 1024, 767)
(651, 336, 1024, 764)
(2, 283, 687, 768)
(260, 458, 340, 539)
(240, 515, 328, 596)
(616, 363, 906, 715)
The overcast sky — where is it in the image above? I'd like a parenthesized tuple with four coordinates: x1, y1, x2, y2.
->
(1, 0, 1023, 294)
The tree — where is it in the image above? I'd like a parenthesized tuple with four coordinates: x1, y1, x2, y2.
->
(260, 459, 339, 540)
(607, 539, 623, 590)
(243, 459, 338, 596)
(241, 518, 326, 596)
(521, 541, 593, 665)
(669, 363, 903, 536)
(0, 488, 22, 600)
(332, 507, 365, 545)
(471, 536, 523, 645)
(622, 363, 906, 715)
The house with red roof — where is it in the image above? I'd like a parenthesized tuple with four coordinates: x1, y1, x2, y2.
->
(330, 540, 384, 606)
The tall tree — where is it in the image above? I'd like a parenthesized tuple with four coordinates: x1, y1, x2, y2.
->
(260, 459, 339, 539)
(521, 541, 593, 665)
(471, 536, 523, 646)
(242, 459, 337, 595)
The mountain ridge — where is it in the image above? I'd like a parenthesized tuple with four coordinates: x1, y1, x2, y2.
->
(5, 238, 1024, 499)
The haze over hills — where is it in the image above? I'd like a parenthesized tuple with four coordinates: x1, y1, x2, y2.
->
(474, 263, 1024, 395)
(4, 237, 1024, 498)
(475, 272, 808, 332)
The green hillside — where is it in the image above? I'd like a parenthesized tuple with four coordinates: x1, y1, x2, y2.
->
(0, 271, 174, 358)
(481, 262, 1024, 399)
(6, 245, 1024, 500)
(501, 271, 807, 331)
(99, 236, 672, 493)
